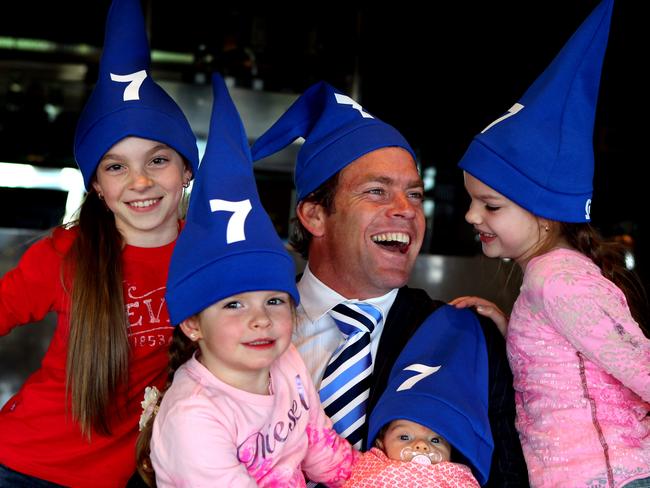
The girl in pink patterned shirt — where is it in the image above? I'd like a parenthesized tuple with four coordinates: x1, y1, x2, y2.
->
(136, 73, 358, 488)
(453, 1, 650, 486)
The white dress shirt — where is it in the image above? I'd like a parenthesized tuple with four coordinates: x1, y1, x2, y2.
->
(294, 264, 398, 387)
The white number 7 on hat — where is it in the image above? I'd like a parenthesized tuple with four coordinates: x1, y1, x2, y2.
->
(209, 199, 252, 244)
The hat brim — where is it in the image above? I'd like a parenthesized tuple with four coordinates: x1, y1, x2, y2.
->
(459, 139, 592, 222)
(296, 122, 416, 201)
(166, 249, 299, 325)
(75, 105, 199, 189)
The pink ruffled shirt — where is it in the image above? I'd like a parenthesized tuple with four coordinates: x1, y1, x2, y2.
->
(508, 248, 650, 487)
(150, 344, 359, 487)
(343, 448, 479, 487)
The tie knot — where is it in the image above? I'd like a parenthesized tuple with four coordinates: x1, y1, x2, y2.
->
(330, 301, 382, 336)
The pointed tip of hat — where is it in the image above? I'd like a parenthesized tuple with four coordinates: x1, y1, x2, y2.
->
(250, 80, 340, 164)
(100, 0, 150, 75)
(458, 0, 614, 223)
(200, 73, 252, 172)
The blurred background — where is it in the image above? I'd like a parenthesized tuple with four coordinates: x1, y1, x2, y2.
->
(1, 1, 647, 405)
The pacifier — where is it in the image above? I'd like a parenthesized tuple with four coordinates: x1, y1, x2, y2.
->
(400, 446, 443, 465)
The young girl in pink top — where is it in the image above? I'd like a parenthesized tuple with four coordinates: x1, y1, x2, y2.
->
(137, 73, 358, 488)
(453, 1, 650, 487)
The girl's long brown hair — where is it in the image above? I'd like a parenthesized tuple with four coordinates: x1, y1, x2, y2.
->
(560, 223, 649, 336)
(136, 327, 197, 487)
(64, 159, 189, 440)
(65, 190, 128, 438)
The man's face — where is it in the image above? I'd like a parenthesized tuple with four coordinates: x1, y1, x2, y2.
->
(308, 147, 425, 299)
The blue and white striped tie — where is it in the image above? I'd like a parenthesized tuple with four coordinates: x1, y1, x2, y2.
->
(319, 301, 382, 449)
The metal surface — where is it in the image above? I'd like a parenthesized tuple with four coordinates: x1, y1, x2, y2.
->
(0, 228, 57, 407)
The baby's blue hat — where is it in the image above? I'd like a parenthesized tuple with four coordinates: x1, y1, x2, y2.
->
(73, 0, 199, 189)
(458, 0, 614, 222)
(251, 81, 417, 202)
(166, 74, 299, 325)
(367, 306, 493, 485)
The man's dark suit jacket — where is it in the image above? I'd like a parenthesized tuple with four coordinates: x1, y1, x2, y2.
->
(367, 286, 530, 487)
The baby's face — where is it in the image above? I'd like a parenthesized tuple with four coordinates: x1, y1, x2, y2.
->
(378, 419, 451, 464)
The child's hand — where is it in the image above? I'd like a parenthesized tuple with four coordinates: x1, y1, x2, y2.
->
(449, 296, 509, 337)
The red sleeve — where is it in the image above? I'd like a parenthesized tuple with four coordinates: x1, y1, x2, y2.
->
(0, 229, 70, 335)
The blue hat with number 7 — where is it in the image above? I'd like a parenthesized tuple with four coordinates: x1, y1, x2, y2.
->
(74, 0, 199, 189)
(367, 306, 493, 484)
(165, 74, 299, 325)
(458, 0, 614, 223)
(251, 81, 417, 201)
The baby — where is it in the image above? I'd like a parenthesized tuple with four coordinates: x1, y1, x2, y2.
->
(344, 306, 494, 487)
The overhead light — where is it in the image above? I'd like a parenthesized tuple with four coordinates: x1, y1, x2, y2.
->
(0, 36, 192, 64)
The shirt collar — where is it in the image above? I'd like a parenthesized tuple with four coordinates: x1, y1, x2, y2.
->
(298, 264, 398, 323)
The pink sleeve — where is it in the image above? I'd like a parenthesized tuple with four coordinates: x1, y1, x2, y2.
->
(541, 265, 650, 401)
(151, 400, 258, 488)
(300, 372, 361, 486)
(0, 236, 60, 335)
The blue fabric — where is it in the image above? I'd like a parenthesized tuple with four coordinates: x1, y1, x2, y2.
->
(625, 477, 650, 488)
(367, 305, 494, 485)
(73, 0, 198, 188)
(165, 74, 299, 325)
(0, 465, 64, 488)
(458, 0, 614, 223)
(250, 82, 416, 201)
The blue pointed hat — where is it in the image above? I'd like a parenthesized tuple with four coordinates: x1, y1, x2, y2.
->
(458, 0, 614, 222)
(367, 306, 494, 485)
(74, 0, 199, 189)
(166, 74, 299, 325)
(251, 81, 417, 201)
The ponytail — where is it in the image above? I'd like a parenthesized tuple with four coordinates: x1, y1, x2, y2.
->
(560, 223, 649, 337)
(136, 327, 198, 487)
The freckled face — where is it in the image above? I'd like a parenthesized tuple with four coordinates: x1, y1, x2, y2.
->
(92, 137, 191, 247)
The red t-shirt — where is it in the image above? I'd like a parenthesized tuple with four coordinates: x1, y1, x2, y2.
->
(0, 226, 176, 487)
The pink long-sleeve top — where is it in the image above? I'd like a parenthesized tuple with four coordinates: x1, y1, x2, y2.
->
(150, 344, 359, 487)
(508, 248, 650, 487)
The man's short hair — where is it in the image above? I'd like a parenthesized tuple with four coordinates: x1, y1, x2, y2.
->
(290, 172, 340, 259)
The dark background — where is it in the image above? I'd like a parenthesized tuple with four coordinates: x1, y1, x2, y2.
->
(0, 1, 647, 289)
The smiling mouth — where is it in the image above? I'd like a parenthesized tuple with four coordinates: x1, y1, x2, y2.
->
(127, 198, 161, 209)
(371, 232, 410, 254)
(477, 231, 497, 242)
(244, 339, 275, 348)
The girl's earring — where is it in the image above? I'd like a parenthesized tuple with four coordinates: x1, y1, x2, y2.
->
(544, 224, 550, 232)
(182, 180, 190, 189)
(97, 192, 104, 200)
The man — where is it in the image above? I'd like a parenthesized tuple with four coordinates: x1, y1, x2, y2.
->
(252, 82, 528, 486)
